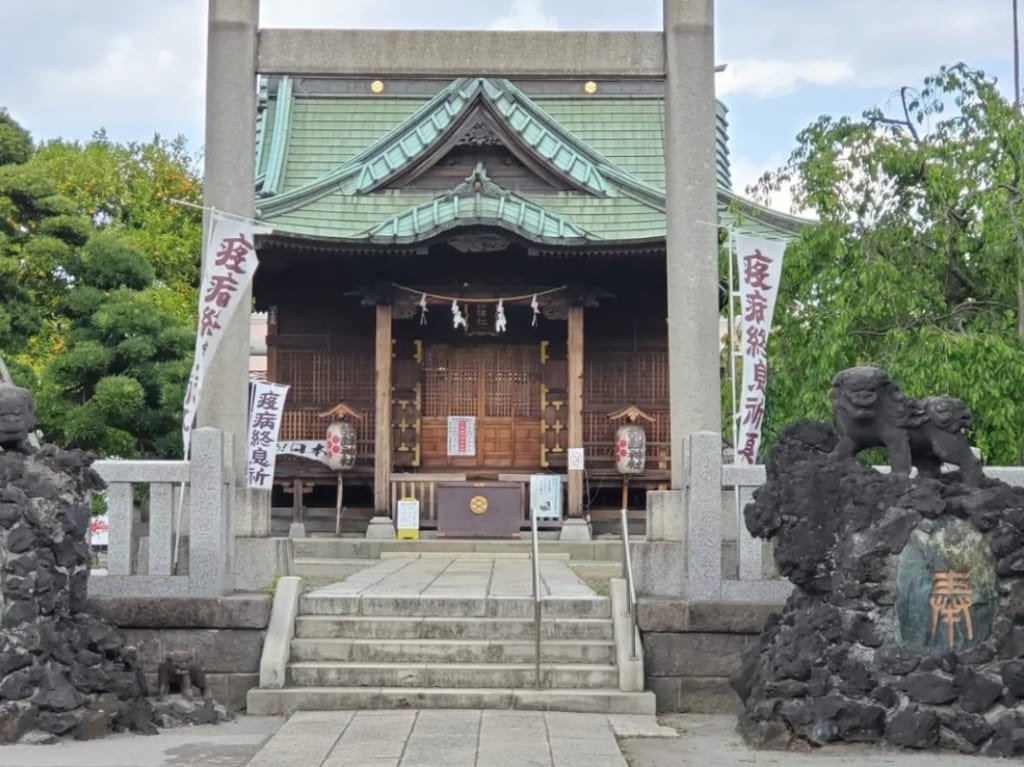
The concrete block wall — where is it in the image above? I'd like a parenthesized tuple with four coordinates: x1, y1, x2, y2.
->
(638, 599, 780, 714)
(89, 593, 272, 711)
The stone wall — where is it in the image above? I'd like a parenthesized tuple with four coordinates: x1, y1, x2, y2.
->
(638, 599, 781, 713)
(88, 594, 271, 711)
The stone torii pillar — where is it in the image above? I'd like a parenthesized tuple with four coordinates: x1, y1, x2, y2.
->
(201, 0, 274, 563)
(664, 0, 722, 475)
(636, 0, 723, 600)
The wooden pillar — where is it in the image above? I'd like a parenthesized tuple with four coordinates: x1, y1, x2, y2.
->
(567, 306, 584, 517)
(374, 304, 393, 514)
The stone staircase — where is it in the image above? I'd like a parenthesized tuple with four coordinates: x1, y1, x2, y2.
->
(248, 556, 654, 715)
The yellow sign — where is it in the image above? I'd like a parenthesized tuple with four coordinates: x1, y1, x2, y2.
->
(929, 570, 973, 647)
(469, 495, 488, 515)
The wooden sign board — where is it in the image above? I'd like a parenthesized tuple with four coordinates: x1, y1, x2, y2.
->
(396, 498, 420, 540)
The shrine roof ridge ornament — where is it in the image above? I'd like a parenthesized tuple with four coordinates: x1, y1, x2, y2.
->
(363, 163, 592, 246)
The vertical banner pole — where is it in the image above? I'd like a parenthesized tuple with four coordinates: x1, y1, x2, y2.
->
(727, 228, 739, 458)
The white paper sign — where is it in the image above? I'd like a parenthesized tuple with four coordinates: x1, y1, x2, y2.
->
(396, 498, 421, 530)
(446, 416, 477, 457)
(246, 381, 289, 490)
(567, 447, 585, 471)
(734, 235, 786, 465)
(277, 440, 331, 464)
(530, 475, 563, 520)
(182, 211, 265, 455)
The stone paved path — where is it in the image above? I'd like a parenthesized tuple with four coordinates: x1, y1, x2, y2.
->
(245, 710, 664, 767)
(0, 712, 1000, 766)
(621, 714, 989, 766)
(306, 555, 595, 599)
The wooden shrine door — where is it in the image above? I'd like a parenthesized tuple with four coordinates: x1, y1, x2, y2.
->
(420, 344, 541, 469)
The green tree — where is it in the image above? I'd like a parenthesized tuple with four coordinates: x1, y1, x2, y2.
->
(0, 110, 91, 364)
(752, 64, 1024, 464)
(30, 131, 203, 319)
(37, 234, 192, 457)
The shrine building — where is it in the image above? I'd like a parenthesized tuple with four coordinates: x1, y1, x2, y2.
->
(247, 71, 801, 536)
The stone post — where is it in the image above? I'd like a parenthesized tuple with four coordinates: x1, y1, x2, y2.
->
(684, 431, 722, 599)
(188, 428, 236, 596)
(664, 0, 721, 490)
(199, 0, 264, 537)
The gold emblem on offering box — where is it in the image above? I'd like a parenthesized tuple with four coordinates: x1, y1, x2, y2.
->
(469, 495, 488, 515)
(929, 570, 974, 647)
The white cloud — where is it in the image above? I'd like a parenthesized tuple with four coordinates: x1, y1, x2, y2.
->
(717, 58, 855, 98)
(29, 2, 206, 140)
(718, 0, 1011, 93)
(259, 0, 394, 28)
(730, 153, 808, 217)
(489, 0, 559, 30)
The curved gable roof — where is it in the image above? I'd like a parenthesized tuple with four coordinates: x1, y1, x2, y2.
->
(253, 76, 810, 242)
(256, 77, 665, 219)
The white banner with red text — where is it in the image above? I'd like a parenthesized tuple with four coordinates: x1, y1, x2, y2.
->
(182, 211, 262, 454)
(246, 382, 289, 490)
(734, 235, 786, 465)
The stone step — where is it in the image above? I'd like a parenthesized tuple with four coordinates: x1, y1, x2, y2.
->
(286, 661, 619, 689)
(290, 638, 616, 664)
(379, 551, 572, 560)
(247, 686, 656, 716)
(291, 558, 377, 579)
(292, 538, 625, 561)
(294, 615, 614, 641)
(298, 594, 612, 619)
(568, 561, 624, 580)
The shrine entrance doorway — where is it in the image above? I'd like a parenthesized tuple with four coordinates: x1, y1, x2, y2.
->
(420, 344, 542, 470)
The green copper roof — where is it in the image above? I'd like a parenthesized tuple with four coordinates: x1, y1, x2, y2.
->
(253, 76, 805, 244)
(367, 163, 589, 244)
(256, 77, 668, 219)
(355, 78, 610, 197)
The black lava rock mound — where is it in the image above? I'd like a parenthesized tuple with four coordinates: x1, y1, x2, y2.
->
(0, 446, 156, 743)
(732, 421, 1024, 758)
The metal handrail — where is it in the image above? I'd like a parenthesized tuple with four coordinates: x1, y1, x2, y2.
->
(530, 509, 542, 689)
(620, 507, 638, 659)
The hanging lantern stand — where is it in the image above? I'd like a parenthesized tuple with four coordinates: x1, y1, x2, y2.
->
(319, 401, 365, 536)
(607, 405, 655, 513)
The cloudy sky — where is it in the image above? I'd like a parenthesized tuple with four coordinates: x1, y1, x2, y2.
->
(0, 0, 1018, 210)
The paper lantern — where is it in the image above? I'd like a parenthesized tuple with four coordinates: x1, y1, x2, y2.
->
(325, 419, 357, 471)
(614, 423, 646, 475)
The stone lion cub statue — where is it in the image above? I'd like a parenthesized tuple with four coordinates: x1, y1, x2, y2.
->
(829, 367, 983, 485)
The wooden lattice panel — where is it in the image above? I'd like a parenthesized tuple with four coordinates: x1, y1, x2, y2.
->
(420, 344, 543, 468)
(276, 347, 375, 408)
(584, 351, 668, 406)
(274, 344, 376, 463)
(423, 345, 478, 418)
(583, 350, 670, 471)
(483, 346, 540, 418)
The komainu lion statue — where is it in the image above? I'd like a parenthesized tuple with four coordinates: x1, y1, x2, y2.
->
(0, 383, 36, 454)
(829, 367, 984, 485)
